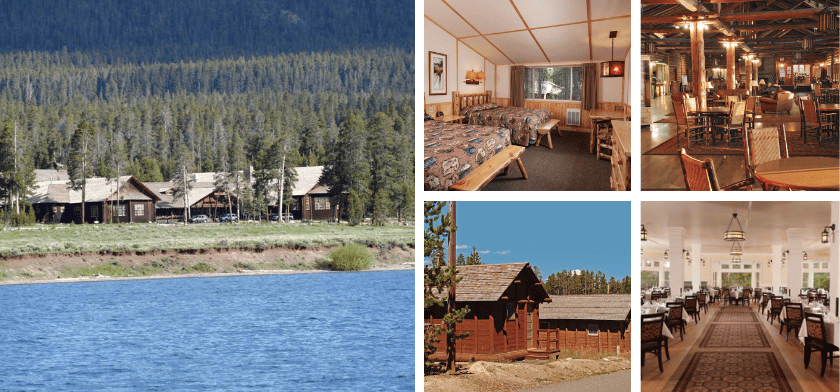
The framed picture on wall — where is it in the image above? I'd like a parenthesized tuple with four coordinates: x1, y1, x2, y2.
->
(429, 51, 447, 95)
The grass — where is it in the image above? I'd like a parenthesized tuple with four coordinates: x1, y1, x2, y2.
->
(549, 349, 620, 361)
(0, 222, 414, 257)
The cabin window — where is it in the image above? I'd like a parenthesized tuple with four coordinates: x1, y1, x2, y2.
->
(304, 196, 310, 211)
(90, 208, 98, 218)
(314, 197, 330, 210)
(134, 204, 144, 216)
(35, 206, 40, 214)
(290, 199, 300, 211)
(506, 303, 516, 320)
(587, 324, 599, 336)
(524, 66, 583, 101)
(112, 205, 126, 217)
(75, 206, 81, 215)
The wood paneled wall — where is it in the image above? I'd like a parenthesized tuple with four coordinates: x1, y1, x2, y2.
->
(537, 320, 630, 354)
(424, 102, 454, 117)
(522, 101, 629, 130)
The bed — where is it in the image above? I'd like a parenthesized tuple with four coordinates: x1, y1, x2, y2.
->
(423, 117, 512, 191)
(453, 91, 553, 146)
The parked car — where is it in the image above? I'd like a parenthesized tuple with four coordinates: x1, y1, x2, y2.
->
(270, 213, 294, 222)
(219, 213, 238, 223)
(189, 214, 209, 223)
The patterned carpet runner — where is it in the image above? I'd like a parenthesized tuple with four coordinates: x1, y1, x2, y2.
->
(672, 305, 794, 392)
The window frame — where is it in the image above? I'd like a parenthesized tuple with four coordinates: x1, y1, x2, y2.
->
(313, 197, 330, 211)
(134, 203, 144, 217)
(523, 65, 584, 102)
(587, 324, 599, 336)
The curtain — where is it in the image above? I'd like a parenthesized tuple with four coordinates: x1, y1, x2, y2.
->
(582, 63, 597, 110)
(510, 65, 525, 107)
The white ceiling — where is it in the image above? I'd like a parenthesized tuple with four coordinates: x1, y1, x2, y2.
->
(424, 0, 631, 65)
(641, 201, 834, 258)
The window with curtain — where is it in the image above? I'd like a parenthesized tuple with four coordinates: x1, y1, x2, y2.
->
(523, 66, 583, 101)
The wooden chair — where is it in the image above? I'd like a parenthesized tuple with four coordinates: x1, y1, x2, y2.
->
(780, 303, 803, 341)
(713, 101, 746, 147)
(651, 292, 663, 302)
(674, 100, 708, 147)
(742, 290, 751, 306)
(679, 149, 754, 191)
(768, 297, 783, 325)
(760, 293, 770, 314)
(753, 288, 762, 304)
(745, 95, 757, 129)
(684, 296, 700, 324)
(666, 302, 686, 341)
(641, 313, 667, 375)
(744, 125, 790, 191)
(801, 99, 834, 146)
(804, 312, 840, 377)
(721, 288, 731, 305)
(698, 292, 709, 313)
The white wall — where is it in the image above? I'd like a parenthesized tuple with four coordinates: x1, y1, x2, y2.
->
(495, 59, 629, 104)
(484, 59, 495, 95)
(458, 41, 485, 95)
(424, 18, 457, 104)
(496, 64, 511, 98)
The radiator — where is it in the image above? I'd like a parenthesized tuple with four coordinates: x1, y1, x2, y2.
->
(566, 109, 581, 126)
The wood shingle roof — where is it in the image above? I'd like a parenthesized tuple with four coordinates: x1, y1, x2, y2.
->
(433, 262, 549, 303)
(540, 294, 631, 321)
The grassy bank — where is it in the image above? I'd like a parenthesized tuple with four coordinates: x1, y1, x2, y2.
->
(0, 222, 414, 257)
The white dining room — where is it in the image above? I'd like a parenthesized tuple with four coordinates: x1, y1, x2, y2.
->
(640, 201, 839, 392)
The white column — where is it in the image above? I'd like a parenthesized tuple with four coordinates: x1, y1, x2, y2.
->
(751, 263, 757, 288)
(658, 269, 664, 288)
(772, 245, 783, 292)
(787, 228, 805, 295)
(668, 227, 686, 294)
(830, 201, 839, 323)
(691, 243, 702, 290)
(808, 271, 814, 288)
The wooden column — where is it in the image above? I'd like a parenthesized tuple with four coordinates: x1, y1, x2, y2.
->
(745, 56, 753, 93)
(726, 44, 736, 89)
(690, 22, 707, 109)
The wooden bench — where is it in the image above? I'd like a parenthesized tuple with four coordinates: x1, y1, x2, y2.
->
(534, 119, 561, 149)
(449, 146, 528, 191)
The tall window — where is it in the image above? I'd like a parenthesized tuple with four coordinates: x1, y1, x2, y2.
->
(112, 205, 126, 217)
(524, 66, 583, 101)
(134, 204, 144, 216)
(313, 197, 330, 210)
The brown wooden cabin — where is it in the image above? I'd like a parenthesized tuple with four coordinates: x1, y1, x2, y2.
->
(268, 166, 337, 221)
(29, 176, 161, 224)
(425, 262, 551, 362)
(536, 294, 631, 358)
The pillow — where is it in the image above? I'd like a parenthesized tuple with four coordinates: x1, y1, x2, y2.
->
(460, 102, 501, 116)
(424, 112, 434, 121)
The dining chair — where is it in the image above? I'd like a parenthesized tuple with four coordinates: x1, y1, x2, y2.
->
(641, 313, 667, 375)
(804, 311, 840, 377)
(745, 95, 757, 129)
(760, 293, 770, 314)
(713, 101, 746, 147)
(679, 149, 754, 191)
(742, 290, 751, 306)
(753, 288, 762, 304)
(768, 297, 783, 325)
(801, 99, 833, 146)
(744, 125, 790, 191)
(729, 290, 743, 306)
(666, 302, 686, 341)
(780, 303, 803, 341)
(674, 101, 708, 147)
(722, 288, 731, 305)
(698, 292, 709, 314)
(685, 296, 700, 324)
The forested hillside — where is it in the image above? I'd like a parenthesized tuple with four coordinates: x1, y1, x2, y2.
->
(0, 0, 414, 225)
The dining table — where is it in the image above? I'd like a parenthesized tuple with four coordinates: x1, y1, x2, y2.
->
(588, 109, 626, 153)
(753, 156, 839, 191)
(641, 305, 675, 339)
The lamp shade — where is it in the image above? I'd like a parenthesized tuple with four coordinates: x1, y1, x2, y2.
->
(466, 70, 476, 80)
(600, 60, 624, 77)
(476, 71, 485, 80)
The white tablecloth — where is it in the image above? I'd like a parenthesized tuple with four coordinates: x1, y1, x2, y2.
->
(641, 307, 674, 339)
(798, 313, 840, 348)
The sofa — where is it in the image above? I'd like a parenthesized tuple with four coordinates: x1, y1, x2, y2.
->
(759, 91, 794, 114)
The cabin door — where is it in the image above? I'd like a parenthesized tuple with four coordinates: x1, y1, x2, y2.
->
(526, 303, 533, 348)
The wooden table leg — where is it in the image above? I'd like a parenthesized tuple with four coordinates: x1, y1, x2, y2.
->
(516, 157, 528, 179)
(589, 121, 597, 153)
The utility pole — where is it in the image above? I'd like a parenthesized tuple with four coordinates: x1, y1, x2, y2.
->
(447, 201, 457, 374)
(278, 145, 287, 223)
(183, 166, 190, 224)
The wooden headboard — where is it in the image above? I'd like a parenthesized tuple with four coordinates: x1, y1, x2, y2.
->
(452, 91, 493, 115)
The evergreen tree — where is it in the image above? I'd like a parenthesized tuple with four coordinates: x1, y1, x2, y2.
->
(171, 144, 194, 224)
(320, 113, 369, 224)
(67, 120, 95, 224)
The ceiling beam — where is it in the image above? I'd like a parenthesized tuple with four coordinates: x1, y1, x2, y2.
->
(641, 0, 755, 3)
(643, 8, 838, 24)
(735, 22, 820, 31)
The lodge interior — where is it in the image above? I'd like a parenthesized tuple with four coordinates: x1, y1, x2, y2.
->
(641, 201, 839, 392)
(423, 0, 631, 191)
(640, 0, 840, 190)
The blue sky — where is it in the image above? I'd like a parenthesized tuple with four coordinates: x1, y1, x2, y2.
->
(425, 201, 630, 281)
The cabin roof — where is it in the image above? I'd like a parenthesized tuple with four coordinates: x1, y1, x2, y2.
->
(432, 262, 549, 303)
(540, 294, 631, 321)
(29, 176, 161, 204)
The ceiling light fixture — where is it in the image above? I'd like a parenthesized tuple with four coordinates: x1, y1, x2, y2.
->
(803, 251, 808, 261)
(600, 31, 624, 78)
(729, 241, 743, 256)
(664, 250, 669, 260)
(822, 224, 835, 244)
(724, 213, 746, 241)
(641, 224, 648, 241)
(732, 255, 741, 263)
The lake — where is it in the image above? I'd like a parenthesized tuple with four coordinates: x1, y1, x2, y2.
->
(0, 270, 414, 391)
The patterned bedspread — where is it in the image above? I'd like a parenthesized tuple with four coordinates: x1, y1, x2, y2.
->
(463, 104, 553, 146)
(423, 120, 511, 191)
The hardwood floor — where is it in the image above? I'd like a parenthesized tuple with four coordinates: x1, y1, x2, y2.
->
(641, 300, 839, 392)
(640, 93, 820, 190)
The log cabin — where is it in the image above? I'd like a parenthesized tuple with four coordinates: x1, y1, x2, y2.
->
(29, 176, 160, 224)
(424, 0, 632, 191)
(535, 294, 631, 359)
(425, 262, 551, 361)
(640, 0, 840, 191)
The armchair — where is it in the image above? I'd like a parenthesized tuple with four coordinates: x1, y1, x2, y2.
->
(759, 91, 794, 114)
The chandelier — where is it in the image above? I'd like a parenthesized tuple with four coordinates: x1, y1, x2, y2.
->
(729, 241, 743, 256)
(724, 213, 746, 241)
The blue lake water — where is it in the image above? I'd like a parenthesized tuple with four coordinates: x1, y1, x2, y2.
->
(0, 270, 414, 391)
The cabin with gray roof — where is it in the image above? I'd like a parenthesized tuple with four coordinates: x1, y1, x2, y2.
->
(535, 294, 631, 358)
(425, 262, 551, 362)
(29, 176, 161, 224)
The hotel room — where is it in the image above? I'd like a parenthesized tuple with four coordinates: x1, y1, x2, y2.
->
(423, 0, 631, 191)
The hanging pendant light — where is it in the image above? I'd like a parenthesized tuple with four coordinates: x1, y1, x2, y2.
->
(803, 252, 808, 261)
(664, 250, 669, 260)
(600, 31, 625, 77)
(818, 7, 837, 32)
(729, 241, 743, 256)
(641, 224, 648, 241)
(803, 38, 813, 51)
(822, 224, 835, 244)
(724, 213, 746, 241)
(732, 255, 741, 263)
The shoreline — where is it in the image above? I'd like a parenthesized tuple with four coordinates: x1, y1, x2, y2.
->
(0, 262, 414, 286)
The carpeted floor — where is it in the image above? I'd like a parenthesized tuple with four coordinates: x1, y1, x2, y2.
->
(712, 308, 760, 323)
(645, 127, 839, 156)
(482, 131, 612, 191)
(699, 324, 770, 348)
(673, 352, 793, 392)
